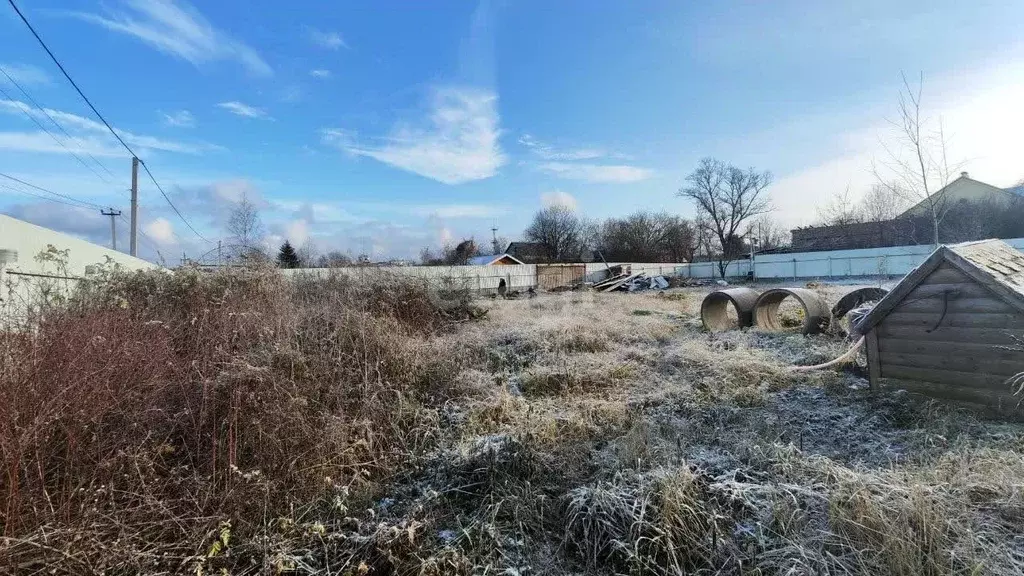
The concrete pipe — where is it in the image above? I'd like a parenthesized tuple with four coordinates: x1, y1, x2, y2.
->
(753, 288, 831, 334)
(700, 287, 760, 332)
(830, 287, 888, 320)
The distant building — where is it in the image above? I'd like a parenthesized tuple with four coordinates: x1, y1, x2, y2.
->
(791, 173, 1023, 252)
(899, 172, 1017, 218)
(466, 253, 526, 266)
(504, 241, 549, 263)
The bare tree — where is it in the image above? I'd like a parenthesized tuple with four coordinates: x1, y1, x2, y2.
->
(692, 215, 716, 261)
(296, 242, 319, 268)
(484, 235, 509, 256)
(859, 184, 907, 222)
(226, 193, 266, 260)
(599, 211, 695, 262)
(418, 239, 479, 265)
(678, 158, 773, 277)
(524, 205, 589, 262)
(450, 239, 478, 265)
(745, 215, 788, 250)
(660, 217, 697, 262)
(816, 186, 863, 226)
(317, 250, 352, 267)
(875, 73, 963, 245)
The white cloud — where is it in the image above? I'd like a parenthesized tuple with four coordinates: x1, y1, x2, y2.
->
(309, 69, 331, 78)
(411, 204, 504, 218)
(280, 86, 303, 104)
(0, 131, 124, 157)
(325, 86, 506, 184)
(69, 0, 271, 76)
(162, 109, 195, 127)
(307, 28, 348, 50)
(539, 161, 653, 183)
(319, 128, 355, 148)
(0, 99, 219, 155)
(540, 190, 577, 210)
(520, 133, 648, 183)
(0, 63, 51, 87)
(207, 179, 265, 206)
(518, 134, 605, 161)
(144, 217, 176, 244)
(284, 219, 310, 246)
(217, 101, 270, 119)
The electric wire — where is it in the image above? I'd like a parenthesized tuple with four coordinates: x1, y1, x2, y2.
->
(0, 63, 117, 180)
(0, 170, 105, 210)
(0, 181, 95, 210)
(7, 0, 211, 243)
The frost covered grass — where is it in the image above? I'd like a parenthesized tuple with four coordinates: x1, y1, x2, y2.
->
(3, 278, 1023, 575)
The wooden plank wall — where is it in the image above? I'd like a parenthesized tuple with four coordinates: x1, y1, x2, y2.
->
(876, 262, 1024, 407)
(536, 264, 585, 290)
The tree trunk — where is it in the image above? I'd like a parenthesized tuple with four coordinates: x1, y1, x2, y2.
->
(717, 259, 727, 278)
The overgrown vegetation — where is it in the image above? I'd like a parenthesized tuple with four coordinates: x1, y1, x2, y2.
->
(3, 269, 1023, 574)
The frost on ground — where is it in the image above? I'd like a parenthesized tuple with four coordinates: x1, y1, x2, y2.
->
(4, 272, 1024, 575)
(367, 288, 1024, 575)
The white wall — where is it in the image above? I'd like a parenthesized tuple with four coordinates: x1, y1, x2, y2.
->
(685, 238, 1024, 280)
(282, 240, 1022, 291)
(285, 264, 539, 291)
(1, 214, 158, 322)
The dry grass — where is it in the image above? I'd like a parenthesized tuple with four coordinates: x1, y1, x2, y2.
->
(2, 276, 1023, 575)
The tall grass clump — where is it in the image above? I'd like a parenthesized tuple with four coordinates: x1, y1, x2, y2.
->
(0, 265, 470, 573)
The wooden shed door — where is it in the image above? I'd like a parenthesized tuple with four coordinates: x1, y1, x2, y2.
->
(536, 264, 585, 289)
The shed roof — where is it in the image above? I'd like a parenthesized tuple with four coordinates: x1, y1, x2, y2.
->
(855, 239, 1024, 333)
(466, 253, 526, 266)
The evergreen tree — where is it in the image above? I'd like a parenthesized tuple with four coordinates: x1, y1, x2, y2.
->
(277, 240, 300, 268)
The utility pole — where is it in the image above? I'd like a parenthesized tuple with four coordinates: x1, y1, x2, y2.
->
(100, 208, 121, 250)
(130, 156, 139, 256)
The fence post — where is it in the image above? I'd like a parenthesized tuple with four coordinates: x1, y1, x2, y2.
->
(792, 258, 797, 280)
(828, 257, 832, 279)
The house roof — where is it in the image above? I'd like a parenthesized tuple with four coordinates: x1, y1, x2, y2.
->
(854, 239, 1024, 333)
(466, 253, 526, 266)
(899, 173, 1016, 218)
(505, 241, 545, 252)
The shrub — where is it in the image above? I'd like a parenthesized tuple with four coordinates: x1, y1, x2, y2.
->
(0, 265, 466, 572)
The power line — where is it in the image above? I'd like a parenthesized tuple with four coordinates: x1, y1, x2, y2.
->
(0, 81, 114, 186)
(139, 160, 210, 242)
(7, 0, 133, 153)
(0, 171, 105, 210)
(0, 181, 96, 210)
(7, 0, 211, 244)
(0, 63, 116, 181)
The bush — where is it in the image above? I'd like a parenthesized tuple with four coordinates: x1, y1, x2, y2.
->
(0, 265, 466, 572)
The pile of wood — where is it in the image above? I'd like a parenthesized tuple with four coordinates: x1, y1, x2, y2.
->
(592, 271, 669, 292)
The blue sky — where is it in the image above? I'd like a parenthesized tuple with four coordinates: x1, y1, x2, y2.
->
(2, 0, 1024, 263)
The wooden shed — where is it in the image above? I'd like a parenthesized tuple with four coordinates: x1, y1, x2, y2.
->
(855, 239, 1024, 409)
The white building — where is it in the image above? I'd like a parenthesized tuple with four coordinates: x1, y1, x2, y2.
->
(0, 214, 157, 321)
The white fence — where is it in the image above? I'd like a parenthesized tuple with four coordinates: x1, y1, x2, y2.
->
(287, 262, 694, 292)
(285, 264, 539, 291)
(288, 238, 1024, 289)
(739, 238, 1024, 280)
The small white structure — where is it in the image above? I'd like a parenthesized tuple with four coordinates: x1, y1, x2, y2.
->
(0, 214, 157, 321)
